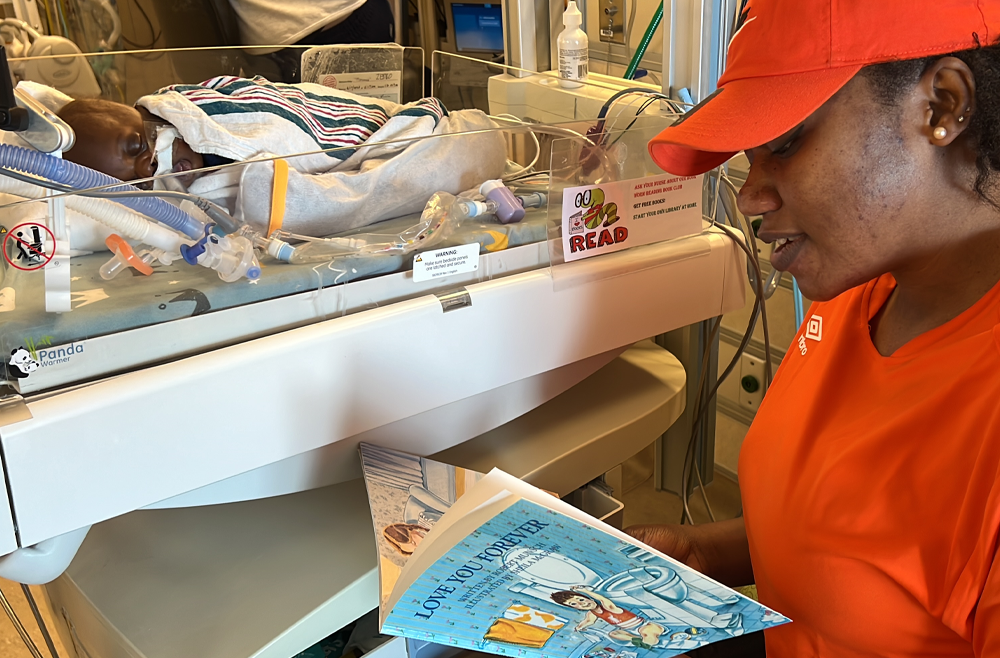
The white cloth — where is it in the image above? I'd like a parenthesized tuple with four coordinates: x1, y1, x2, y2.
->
(235, 109, 506, 236)
(136, 76, 448, 175)
(13, 80, 73, 114)
(137, 77, 507, 237)
(226, 0, 366, 49)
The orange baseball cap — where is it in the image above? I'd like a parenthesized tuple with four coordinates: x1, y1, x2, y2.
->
(648, 0, 1000, 176)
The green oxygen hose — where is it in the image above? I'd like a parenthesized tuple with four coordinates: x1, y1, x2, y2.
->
(624, 1, 663, 80)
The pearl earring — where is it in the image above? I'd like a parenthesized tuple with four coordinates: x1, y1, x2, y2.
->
(933, 126, 947, 140)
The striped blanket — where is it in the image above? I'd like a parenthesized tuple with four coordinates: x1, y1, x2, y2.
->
(137, 75, 450, 175)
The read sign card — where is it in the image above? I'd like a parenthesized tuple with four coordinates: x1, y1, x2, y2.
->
(561, 174, 703, 262)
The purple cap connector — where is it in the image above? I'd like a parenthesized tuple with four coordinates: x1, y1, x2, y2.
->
(479, 179, 525, 224)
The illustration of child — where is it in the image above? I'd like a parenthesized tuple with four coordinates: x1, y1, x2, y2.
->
(551, 586, 665, 649)
(664, 627, 709, 650)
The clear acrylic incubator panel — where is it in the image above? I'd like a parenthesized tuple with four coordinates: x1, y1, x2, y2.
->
(0, 47, 712, 394)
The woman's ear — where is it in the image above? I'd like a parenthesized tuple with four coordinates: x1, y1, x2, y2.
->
(917, 56, 975, 146)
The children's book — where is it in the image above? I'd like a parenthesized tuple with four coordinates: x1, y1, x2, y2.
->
(359, 443, 789, 658)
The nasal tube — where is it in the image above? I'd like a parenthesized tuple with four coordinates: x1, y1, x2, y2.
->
(0, 143, 205, 238)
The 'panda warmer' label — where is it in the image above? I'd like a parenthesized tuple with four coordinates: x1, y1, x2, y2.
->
(36, 342, 85, 366)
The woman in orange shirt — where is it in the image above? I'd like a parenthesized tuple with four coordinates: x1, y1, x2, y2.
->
(634, 0, 1000, 656)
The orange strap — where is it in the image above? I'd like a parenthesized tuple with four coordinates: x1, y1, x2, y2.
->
(267, 159, 290, 236)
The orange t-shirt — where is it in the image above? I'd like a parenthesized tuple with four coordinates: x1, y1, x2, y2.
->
(740, 274, 1000, 656)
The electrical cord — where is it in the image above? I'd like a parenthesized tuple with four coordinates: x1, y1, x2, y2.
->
(607, 95, 659, 146)
(680, 292, 759, 524)
(598, 90, 685, 147)
(121, 0, 161, 50)
(682, 315, 722, 523)
(20, 584, 60, 658)
(491, 114, 542, 179)
(719, 173, 772, 385)
(679, 217, 769, 524)
(597, 87, 668, 122)
(625, 0, 637, 67)
(0, 587, 45, 658)
(604, 91, 647, 135)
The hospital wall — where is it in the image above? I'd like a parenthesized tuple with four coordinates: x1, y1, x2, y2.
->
(583, 0, 664, 83)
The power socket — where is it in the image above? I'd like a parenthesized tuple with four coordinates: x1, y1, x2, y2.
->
(599, 0, 626, 44)
(738, 353, 765, 411)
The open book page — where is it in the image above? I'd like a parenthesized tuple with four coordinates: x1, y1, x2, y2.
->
(383, 498, 789, 658)
(359, 443, 485, 609)
(385, 471, 534, 617)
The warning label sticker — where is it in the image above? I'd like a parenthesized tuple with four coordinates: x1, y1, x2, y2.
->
(412, 242, 480, 283)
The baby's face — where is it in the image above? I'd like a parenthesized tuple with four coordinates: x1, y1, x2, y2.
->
(64, 103, 155, 182)
(63, 103, 204, 184)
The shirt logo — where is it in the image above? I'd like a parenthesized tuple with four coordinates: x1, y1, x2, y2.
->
(797, 314, 823, 356)
(805, 315, 823, 342)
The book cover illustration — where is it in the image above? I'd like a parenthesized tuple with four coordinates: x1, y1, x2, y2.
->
(360, 443, 484, 606)
(384, 499, 788, 658)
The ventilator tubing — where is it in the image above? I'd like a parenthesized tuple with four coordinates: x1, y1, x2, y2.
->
(0, 143, 204, 238)
(0, 175, 189, 254)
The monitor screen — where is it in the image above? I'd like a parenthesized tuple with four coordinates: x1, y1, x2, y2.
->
(451, 3, 504, 53)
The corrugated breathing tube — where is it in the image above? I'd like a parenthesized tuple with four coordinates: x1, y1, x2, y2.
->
(0, 142, 204, 238)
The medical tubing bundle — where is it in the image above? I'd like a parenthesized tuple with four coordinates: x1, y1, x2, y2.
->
(280, 191, 461, 264)
(0, 163, 242, 235)
(0, 143, 204, 238)
(0, 174, 189, 254)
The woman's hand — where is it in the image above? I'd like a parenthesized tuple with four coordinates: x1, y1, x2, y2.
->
(625, 524, 709, 573)
(625, 518, 755, 587)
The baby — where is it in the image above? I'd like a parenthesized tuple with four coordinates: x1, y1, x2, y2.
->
(58, 99, 218, 185)
(46, 75, 506, 238)
(56, 76, 450, 184)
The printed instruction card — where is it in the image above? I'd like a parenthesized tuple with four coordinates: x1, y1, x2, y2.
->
(561, 174, 703, 262)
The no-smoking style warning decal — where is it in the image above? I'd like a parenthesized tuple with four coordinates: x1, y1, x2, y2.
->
(2, 222, 56, 270)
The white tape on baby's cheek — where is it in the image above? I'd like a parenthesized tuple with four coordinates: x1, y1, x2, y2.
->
(153, 126, 180, 177)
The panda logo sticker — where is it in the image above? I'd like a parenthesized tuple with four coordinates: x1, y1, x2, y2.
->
(7, 346, 40, 379)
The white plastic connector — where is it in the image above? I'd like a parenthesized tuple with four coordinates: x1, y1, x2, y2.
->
(197, 233, 261, 282)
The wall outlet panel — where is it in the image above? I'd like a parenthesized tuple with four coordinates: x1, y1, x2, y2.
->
(738, 353, 765, 411)
(599, 0, 626, 44)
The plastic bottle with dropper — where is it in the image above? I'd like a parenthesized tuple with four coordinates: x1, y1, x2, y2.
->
(558, 0, 588, 89)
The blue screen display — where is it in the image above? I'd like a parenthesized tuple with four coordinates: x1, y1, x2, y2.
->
(452, 3, 504, 53)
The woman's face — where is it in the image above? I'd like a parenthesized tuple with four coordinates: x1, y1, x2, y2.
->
(738, 73, 943, 301)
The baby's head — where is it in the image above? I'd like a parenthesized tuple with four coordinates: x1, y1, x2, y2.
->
(551, 590, 597, 610)
(58, 99, 203, 184)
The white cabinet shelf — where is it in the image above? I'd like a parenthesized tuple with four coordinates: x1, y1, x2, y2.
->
(46, 341, 688, 658)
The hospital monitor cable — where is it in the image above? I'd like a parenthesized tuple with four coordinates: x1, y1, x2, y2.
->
(677, 168, 772, 525)
(679, 223, 765, 525)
